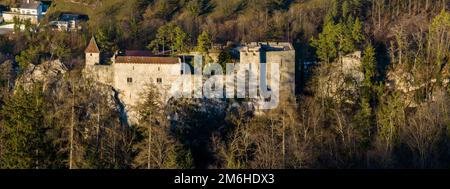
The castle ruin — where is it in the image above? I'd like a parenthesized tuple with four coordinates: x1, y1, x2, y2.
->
(84, 37, 297, 123)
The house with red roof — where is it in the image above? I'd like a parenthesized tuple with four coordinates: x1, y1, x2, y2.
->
(84, 36, 185, 122)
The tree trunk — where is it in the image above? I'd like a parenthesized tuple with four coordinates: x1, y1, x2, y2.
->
(69, 82, 75, 169)
(282, 115, 286, 168)
(147, 122, 152, 169)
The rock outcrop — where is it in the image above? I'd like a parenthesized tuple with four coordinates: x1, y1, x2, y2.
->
(16, 60, 68, 90)
(386, 63, 450, 107)
(316, 51, 364, 104)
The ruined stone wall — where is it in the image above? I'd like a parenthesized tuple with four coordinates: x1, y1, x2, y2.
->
(240, 48, 262, 64)
(316, 51, 363, 104)
(238, 46, 296, 109)
(266, 50, 296, 100)
(341, 51, 363, 81)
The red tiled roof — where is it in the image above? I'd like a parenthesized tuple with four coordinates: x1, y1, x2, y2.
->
(85, 36, 100, 53)
(125, 50, 154, 57)
(115, 56, 180, 64)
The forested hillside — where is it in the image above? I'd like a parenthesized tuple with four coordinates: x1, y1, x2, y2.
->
(0, 0, 449, 169)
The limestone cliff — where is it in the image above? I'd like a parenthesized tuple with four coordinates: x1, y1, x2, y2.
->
(315, 51, 364, 104)
(386, 63, 450, 107)
(14, 59, 130, 126)
(15, 60, 68, 91)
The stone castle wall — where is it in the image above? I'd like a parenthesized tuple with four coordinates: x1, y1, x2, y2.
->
(266, 50, 296, 99)
(84, 64, 115, 86)
(84, 42, 297, 122)
(239, 44, 296, 104)
(113, 63, 182, 110)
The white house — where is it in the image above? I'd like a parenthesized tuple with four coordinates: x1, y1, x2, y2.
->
(2, 0, 45, 24)
(50, 13, 84, 32)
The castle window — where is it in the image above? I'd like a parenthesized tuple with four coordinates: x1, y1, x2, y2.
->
(181, 70, 184, 74)
(127, 77, 133, 83)
(158, 67, 161, 71)
(90, 53, 92, 56)
(157, 78, 162, 84)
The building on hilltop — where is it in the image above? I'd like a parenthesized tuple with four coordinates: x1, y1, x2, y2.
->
(239, 42, 296, 108)
(84, 37, 184, 122)
(84, 37, 298, 123)
(2, 0, 47, 24)
(85, 36, 101, 64)
(187, 41, 297, 110)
